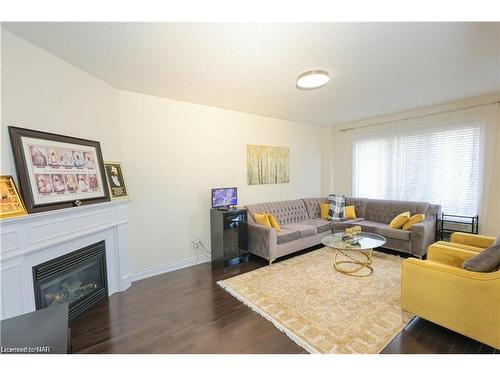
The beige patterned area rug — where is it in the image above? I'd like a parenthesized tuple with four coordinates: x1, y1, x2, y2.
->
(217, 247, 414, 354)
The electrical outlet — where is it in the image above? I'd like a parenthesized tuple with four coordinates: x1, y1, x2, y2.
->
(193, 239, 201, 247)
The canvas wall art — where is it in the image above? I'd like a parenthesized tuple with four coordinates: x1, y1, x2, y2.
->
(247, 144, 290, 185)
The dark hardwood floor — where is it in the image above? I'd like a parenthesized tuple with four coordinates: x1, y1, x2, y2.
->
(71, 250, 498, 354)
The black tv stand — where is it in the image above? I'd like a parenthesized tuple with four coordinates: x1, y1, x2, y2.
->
(210, 208, 248, 267)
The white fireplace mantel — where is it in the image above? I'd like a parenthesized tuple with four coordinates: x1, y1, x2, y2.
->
(0, 199, 132, 320)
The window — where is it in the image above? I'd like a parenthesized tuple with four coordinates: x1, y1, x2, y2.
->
(352, 116, 484, 217)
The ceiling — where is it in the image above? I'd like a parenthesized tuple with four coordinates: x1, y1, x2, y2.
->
(3, 22, 499, 126)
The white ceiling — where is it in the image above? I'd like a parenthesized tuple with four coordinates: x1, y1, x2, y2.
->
(3, 22, 499, 126)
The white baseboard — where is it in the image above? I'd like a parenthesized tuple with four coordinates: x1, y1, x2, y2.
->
(129, 254, 211, 283)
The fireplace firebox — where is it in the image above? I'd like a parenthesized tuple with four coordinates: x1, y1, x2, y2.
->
(32, 241, 108, 321)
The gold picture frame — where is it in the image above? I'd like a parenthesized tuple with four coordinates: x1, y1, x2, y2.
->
(104, 161, 128, 200)
(0, 175, 28, 219)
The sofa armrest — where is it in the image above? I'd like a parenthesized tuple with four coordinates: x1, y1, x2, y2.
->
(247, 222, 277, 262)
(410, 219, 435, 257)
(450, 232, 495, 249)
(403, 258, 499, 284)
(427, 243, 479, 268)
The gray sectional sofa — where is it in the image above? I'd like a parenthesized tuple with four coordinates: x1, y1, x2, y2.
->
(245, 197, 441, 264)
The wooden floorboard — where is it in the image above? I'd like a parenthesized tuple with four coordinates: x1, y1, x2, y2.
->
(71, 251, 497, 354)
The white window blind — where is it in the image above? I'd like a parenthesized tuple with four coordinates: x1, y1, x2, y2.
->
(352, 109, 487, 217)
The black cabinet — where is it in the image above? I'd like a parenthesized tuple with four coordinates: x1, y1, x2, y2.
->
(210, 208, 248, 267)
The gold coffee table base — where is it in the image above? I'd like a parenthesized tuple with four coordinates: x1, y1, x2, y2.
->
(333, 248, 373, 277)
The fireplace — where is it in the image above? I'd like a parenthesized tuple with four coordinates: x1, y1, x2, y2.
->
(32, 241, 108, 321)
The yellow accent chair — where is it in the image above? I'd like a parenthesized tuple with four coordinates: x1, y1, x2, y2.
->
(401, 232, 500, 349)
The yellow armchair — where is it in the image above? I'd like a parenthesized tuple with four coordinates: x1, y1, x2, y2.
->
(401, 240, 500, 349)
(445, 232, 496, 252)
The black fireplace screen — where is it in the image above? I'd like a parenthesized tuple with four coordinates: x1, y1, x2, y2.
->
(33, 241, 108, 321)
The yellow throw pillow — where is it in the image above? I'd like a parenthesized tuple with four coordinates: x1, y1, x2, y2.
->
(344, 205, 356, 220)
(320, 203, 329, 219)
(254, 213, 272, 228)
(267, 214, 281, 231)
(389, 211, 410, 229)
(402, 214, 425, 230)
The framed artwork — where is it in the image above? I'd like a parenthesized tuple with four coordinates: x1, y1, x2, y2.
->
(247, 144, 290, 185)
(0, 175, 27, 219)
(104, 161, 128, 199)
(8, 126, 110, 213)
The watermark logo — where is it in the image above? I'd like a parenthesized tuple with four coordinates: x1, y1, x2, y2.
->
(1, 346, 51, 353)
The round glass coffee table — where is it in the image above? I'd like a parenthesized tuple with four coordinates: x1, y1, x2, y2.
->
(321, 232, 387, 277)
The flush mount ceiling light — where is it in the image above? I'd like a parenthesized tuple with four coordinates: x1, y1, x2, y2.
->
(296, 70, 330, 90)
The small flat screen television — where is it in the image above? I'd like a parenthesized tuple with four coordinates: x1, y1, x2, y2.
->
(211, 187, 237, 208)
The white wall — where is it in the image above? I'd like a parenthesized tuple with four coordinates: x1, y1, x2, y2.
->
(2, 30, 322, 274)
(321, 126, 353, 197)
(321, 94, 500, 236)
(1, 30, 121, 177)
(118, 91, 322, 272)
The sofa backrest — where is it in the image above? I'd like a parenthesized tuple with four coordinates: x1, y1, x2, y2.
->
(302, 197, 327, 218)
(345, 197, 370, 218)
(364, 199, 430, 224)
(302, 197, 370, 218)
(247, 196, 440, 225)
(246, 199, 309, 225)
(425, 203, 442, 221)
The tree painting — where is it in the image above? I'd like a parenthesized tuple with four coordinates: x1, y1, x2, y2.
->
(247, 145, 290, 185)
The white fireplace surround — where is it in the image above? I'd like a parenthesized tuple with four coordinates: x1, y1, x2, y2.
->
(0, 200, 132, 320)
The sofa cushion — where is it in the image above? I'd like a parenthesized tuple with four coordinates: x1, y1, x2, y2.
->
(356, 220, 410, 241)
(305, 218, 332, 233)
(332, 218, 365, 231)
(377, 226, 411, 241)
(462, 243, 500, 272)
(281, 222, 317, 238)
(353, 220, 386, 233)
(276, 228, 300, 244)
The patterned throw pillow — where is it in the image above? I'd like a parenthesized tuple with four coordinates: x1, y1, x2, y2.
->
(328, 194, 345, 221)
